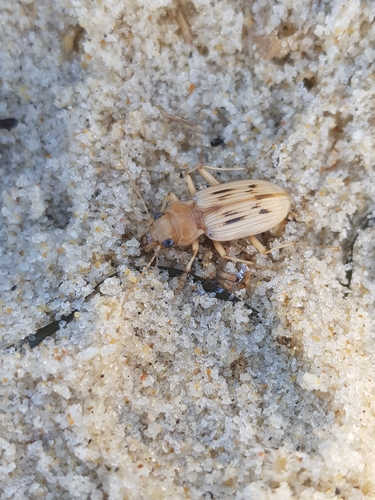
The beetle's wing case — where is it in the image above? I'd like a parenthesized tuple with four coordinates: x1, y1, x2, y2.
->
(193, 180, 291, 241)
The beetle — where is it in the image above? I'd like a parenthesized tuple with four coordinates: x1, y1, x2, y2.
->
(141, 165, 292, 276)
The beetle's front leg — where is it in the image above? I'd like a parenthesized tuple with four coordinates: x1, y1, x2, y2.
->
(175, 239, 200, 296)
(184, 239, 200, 274)
(213, 240, 254, 266)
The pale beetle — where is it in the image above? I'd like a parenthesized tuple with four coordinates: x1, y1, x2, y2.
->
(141, 164, 292, 281)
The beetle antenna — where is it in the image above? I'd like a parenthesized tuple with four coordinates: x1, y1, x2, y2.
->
(174, 272, 189, 299)
(121, 246, 160, 305)
(120, 161, 151, 218)
(295, 243, 340, 251)
(186, 164, 246, 175)
(199, 165, 246, 171)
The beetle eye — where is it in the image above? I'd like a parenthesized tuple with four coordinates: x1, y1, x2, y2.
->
(154, 212, 163, 220)
(162, 239, 174, 248)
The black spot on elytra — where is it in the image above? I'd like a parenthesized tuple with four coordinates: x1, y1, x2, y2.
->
(252, 205, 260, 209)
(255, 193, 273, 200)
(212, 188, 235, 195)
(222, 210, 240, 217)
(224, 216, 245, 225)
(259, 209, 270, 214)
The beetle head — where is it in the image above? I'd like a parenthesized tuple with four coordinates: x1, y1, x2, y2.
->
(141, 212, 177, 251)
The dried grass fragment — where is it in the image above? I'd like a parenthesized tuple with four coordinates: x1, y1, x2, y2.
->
(160, 110, 203, 133)
(172, 0, 194, 45)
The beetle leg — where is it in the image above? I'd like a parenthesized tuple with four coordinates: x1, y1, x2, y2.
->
(270, 220, 287, 238)
(196, 165, 220, 186)
(175, 239, 200, 295)
(213, 240, 254, 266)
(185, 164, 221, 189)
(184, 164, 220, 195)
(185, 239, 200, 273)
(249, 235, 295, 255)
(160, 192, 179, 212)
(184, 173, 197, 196)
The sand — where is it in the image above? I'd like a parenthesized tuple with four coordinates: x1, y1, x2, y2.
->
(1, 0, 375, 498)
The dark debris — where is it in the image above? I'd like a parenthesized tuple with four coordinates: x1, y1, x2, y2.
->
(4, 266, 256, 351)
(342, 213, 375, 292)
(0, 118, 19, 131)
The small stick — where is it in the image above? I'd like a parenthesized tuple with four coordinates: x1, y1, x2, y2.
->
(161, 110, 203, 132)
(172, 0, 194, 45)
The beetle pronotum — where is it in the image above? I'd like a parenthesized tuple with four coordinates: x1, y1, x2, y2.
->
(141, 164, 292, 280)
